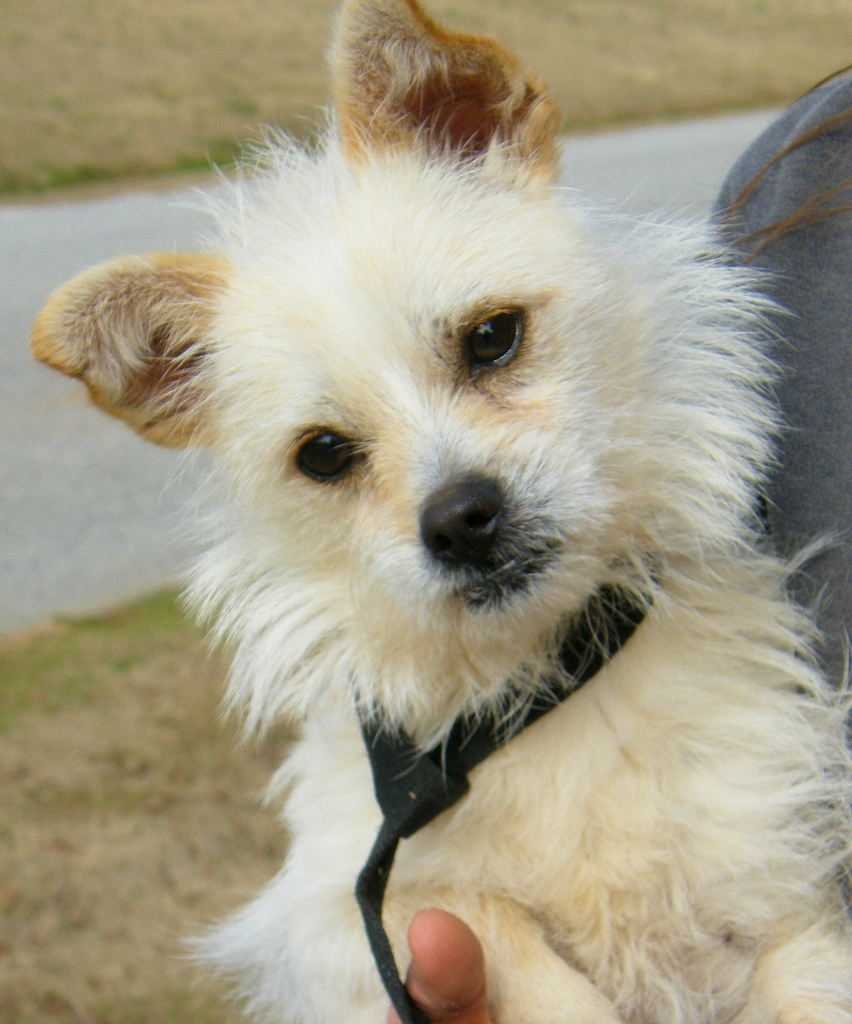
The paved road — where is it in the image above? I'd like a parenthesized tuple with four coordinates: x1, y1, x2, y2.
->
(0, 109, 778, 634)
(559, 110, 777, 216)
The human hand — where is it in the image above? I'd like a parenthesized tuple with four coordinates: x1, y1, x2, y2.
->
(388, 909, 491, 1024)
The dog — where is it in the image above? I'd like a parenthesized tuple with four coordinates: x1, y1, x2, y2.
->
(31, 1, 852, 1021)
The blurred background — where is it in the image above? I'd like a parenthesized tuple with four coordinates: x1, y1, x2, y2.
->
(3, 0, 852, 194)
(2, 1, 852, 1022)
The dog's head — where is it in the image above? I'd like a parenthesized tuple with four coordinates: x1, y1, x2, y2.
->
(32, 0, 774, 738)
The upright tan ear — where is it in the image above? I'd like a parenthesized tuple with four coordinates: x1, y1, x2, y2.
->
(31, 253, 229, 447)
(331, 0, 562, 181)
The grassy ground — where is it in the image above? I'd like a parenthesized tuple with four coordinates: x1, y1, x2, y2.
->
(0, 595, 291, 1024)
(2, 0, 852, 195)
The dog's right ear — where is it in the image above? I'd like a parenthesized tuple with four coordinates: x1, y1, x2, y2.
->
(31, 253, 229, 448)
(331, 0, 561, 181)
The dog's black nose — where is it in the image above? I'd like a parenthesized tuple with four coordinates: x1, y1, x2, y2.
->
(420, 476, 503, 568)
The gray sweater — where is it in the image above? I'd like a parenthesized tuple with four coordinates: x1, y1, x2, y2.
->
(715, 77, 852, 684)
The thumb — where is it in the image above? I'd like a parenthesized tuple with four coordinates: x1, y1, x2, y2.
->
(388, 909, 491, 1024)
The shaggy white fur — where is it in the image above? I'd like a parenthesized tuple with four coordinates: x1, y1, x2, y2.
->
(31, 1, 852, 1021)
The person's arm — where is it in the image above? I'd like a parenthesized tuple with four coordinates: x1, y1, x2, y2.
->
(715, 74, 852, 687)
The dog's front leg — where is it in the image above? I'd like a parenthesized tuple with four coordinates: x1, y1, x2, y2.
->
(385, 892, 623, 1024)
(734, 922, 852, 1024)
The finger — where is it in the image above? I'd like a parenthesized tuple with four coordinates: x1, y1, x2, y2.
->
(404, 909, 490, 1024)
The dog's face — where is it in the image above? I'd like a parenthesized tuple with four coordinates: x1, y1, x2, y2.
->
(31, 0, 771, 735)
(205, 152, 642, 719)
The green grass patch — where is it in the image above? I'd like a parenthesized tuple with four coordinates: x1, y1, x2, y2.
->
(0, 592, 190, 732)
(0, 150, 241, 198)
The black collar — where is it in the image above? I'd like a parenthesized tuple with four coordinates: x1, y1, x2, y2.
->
(355, 584, 648, 1024)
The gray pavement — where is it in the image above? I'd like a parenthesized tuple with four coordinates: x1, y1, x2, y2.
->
(0, 109, 778, 634)
(1, 193, 215, 633)
(559, 109, 777, 216)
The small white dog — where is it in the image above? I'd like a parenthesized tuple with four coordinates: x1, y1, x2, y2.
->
(32, 1, 852, 1021)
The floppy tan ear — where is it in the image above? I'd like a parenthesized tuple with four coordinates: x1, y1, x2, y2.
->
(331, 0, 562, 181)
(31, 253, 229, 447)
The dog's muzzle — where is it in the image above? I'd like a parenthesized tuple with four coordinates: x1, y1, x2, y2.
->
(419, 474, 562, 608)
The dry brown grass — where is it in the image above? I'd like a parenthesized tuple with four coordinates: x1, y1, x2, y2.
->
(2, 0, 852, 193)
(0, 594, 290, 1024)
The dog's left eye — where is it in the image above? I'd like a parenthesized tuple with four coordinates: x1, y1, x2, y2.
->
(465, 310, 524, 370)
(297, 432, 359, 481)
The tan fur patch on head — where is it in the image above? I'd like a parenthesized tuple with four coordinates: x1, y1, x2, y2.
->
(331, 0, 562, 180)
(32, 253, 229, 447)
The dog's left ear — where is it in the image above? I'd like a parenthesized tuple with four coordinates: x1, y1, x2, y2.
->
(331, 0, 562, 182)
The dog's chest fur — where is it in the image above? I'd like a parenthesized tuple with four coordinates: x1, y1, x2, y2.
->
(213, 582, 846, 1024)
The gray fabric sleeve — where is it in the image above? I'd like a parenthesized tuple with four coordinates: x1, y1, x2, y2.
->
(714, 77, 852, 685)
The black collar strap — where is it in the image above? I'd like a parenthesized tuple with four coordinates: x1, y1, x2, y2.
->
(355, 584, 648, 1024)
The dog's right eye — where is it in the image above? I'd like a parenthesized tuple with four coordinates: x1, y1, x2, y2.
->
(297, 432, 358, 481)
